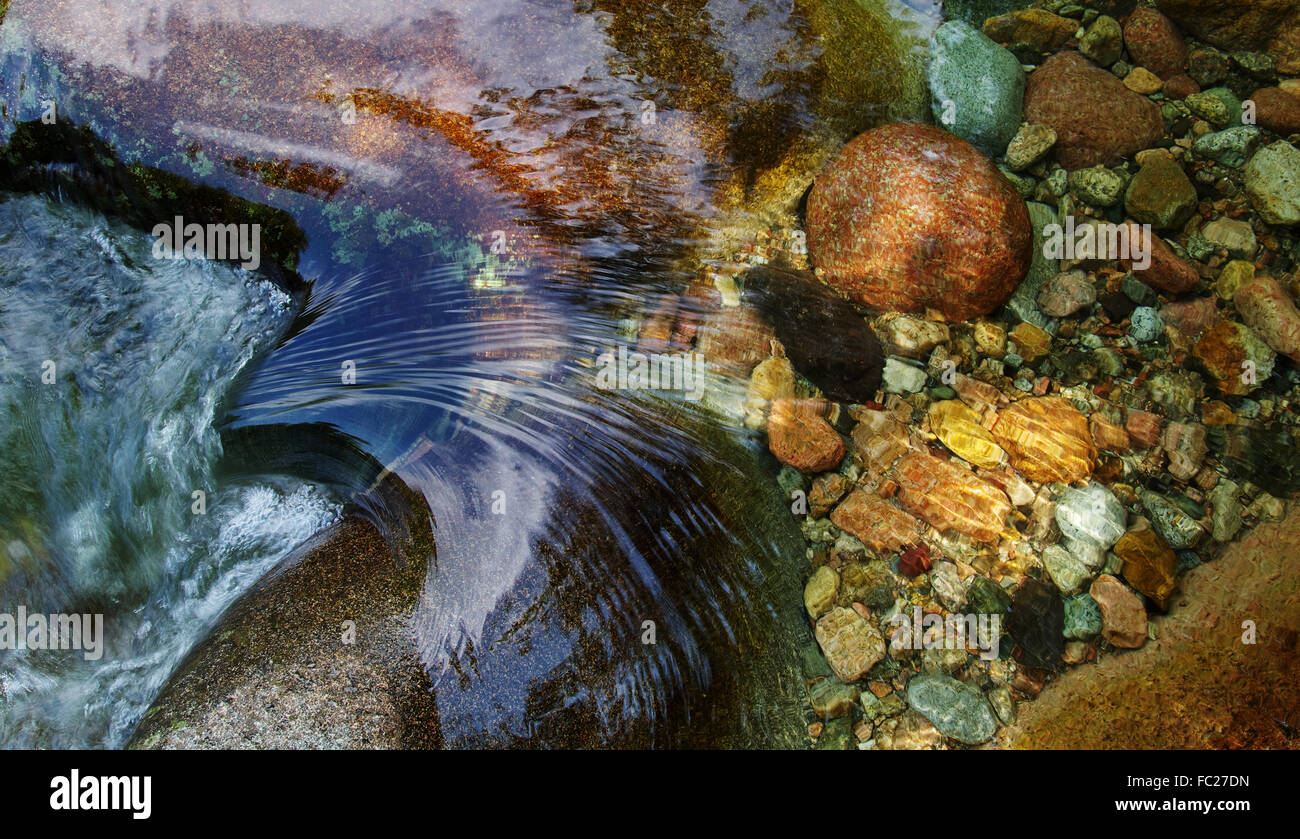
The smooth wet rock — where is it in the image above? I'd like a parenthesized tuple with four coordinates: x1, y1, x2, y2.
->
(807, 123, 1032, 321)
(874, 709, 944, 750)
(1156, 0, 1300, 76)
(1129, 306, 1165, 343)
(1235, 272, 1300, 361)
(830, 489, 923, 554)
(1038, 270, 1097, 317)
(874, 314, 951, 358)
(1193, 319, 1276, 395)
(1208, 478, 1244, 542)
(1216, 259, 1254, 301)
(929, 400, 1006, 469)
(1162, 421, 1209, 481)
(1125, 155, 1198, 230)
(906, 673, 998, 745)
(1126, 410, 1163, 449)
(1089, 574, 1148, 648)
(992, 396, 1097, 483)
(1024, 51, 1166, 169)
(1043, 544, 1091, 594)
(1125, 6, 1190, 78)
(930, 561, 967, 611)
(1243, 141, 1300, 226)
(1192, 126, 1262, 168)
(881, 357, 928, 394)
(983, 9, 1080, 55)
(1200, 217, 1257, 260)
(815, 607, 887, 683)
(1185, 87, 1241, 126)
(1117, 222, 1202, 295)
(895, 452, 1013, 543)
(768, 399, 845, 473)
(1080, 15, 1124, 67)
(1124, 66, 1165, 95)
(929, 21, 1027, 158)
(744, 266, 885, 404)
(1139, 490, 1205, 549)
(1005, 203, 1059, 327)
(805, 565, 840, 620)
(1114, 525, 1180, 610)
(1250, 86, 1300, 135)
(1055, 482, 1128, 557)
(1089, 412, 1130, 452)
(1005, 123, 1058, 172)
(810, 679, 861, 719)
(1007, 578, 1066, 671)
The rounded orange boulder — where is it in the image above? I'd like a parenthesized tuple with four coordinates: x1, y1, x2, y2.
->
(806, 123, 1032, 322)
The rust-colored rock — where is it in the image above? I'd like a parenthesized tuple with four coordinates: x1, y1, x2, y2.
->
(1159, 296, 1218, 338)
(809, 472, 852, 518)
(1125, 410, 1164, 449)
(1124, 7, 1189, 79)
(1089, 413, 1131, 452)
(1010, 322, 1053, 362)
(1235, 272, 1300, 362)
(830, 489, 923, 553)
(1162, 73, 1200, 100)
(992, 397, 1097, 484)
(1024, 51, 1166, 169)
(696, 303, 776, 374)
(1114, 527, 1179, 611)
(894, 452, 1012, 544)
(1088, 574, 1148, 648)
(768, 399, 844, 473)
(928, 400, 1005, 469)
(1251, 86, 1300, 136)
(1161, 421, 1208, 482)
(899, 543, 932, 578)
(1193, 318, 1277, 395)
(806, 123, 1032, 322)
(1119, 222, 1202, 294)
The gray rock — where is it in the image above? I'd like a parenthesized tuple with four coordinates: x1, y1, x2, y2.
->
(1139, 490, 1204, 549)
(1122, 273, 1158, 306)
(1129, 306, 1164, 343)
(1192, 126, 1262, 168)
(810, 678, 861, 719)
(930, 561, 968, 611)
(1006, 202, 1059, 327)
(1037, 269, 1097, 317)
(1208, 478, 1244, 543)
(929, 21, 1027, 159)
(906, 674, 998, 745)
(1244, 141, 1300, 227)
(1055, 483, 1127, 555)
(1043, 544, 1091, 594)
(1063, 593, 1103, 640)
(1201, 217, 1256, 260)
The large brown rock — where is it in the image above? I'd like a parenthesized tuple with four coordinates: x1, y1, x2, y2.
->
(1157, 0, 1300, 75)
(1250, 86, 1300, 136)
(806, 123, 1032, 321)
(1123, 7, 1189, 79)
(830, 489, 923, 553)
(767, 399, 845, 473)
(1023, 51, 1165, 169)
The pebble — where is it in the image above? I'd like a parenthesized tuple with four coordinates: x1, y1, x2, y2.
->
(810, 679, 861, 719)
(875, 314, 951, 358)
(1235, 272, 1300, 362)
(882, 357, 928, 394)
(1250, 86, 1300, 135)
(768, 399, 845, 473)
(1043, 544, 1091, 594)
(1124, 155, 1198, 231)
(805, 565, 839, 620)
(1185, 87, 1240, 127)
(1200, 217, 1256, 260)
(1162, 421, 1208, 482)
(1138, 490, 1204, 549)
(1129, 306, 1164, 343)
(905, 674, 998, 745)
(1191, 125, 1261, 168)
(1004, 123, 1057, 172)
(1079, 15, 1123, 67)
(1055, 482, 1128, 559)
(930, 561, 967, 611)
(1123, 66, 1164, 95)
(815, 607, 887, 683)
(1216, 260, 1253, 301)
(1088, 574, 1148, 649)
(1068, 165, 1127, 208)
(1114, 526, 1179, 610)
(1037, 270, 1097, 317)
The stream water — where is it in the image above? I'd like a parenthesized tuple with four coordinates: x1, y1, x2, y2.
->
(0, 0, 939, 748)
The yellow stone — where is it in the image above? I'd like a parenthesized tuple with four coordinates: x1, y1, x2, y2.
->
(1010, 322, 1052, 362)
(929, 400, 1005, 468)
(1216, 260, 1254, 302)
(1124, 67, 1163, 95)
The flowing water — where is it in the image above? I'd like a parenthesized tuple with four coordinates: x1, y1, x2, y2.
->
(0, 0, 937, 747)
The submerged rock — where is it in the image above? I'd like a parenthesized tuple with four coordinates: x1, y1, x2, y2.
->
(1023, 51, 1165, 169)
(1089, 574, 1148, 648)
(744, 265, 884, 403)
(1114, 526, 1179, 610)
(1125, 7, 1189, 79)
(815, 607, 886, 683)
(928, 20, 1026, 158)
(1006, 578, 1066, 671)
(806, 123, 1032, 321)
(1243, 141, 1300, 226)
(895, 452, 1013, 543)
(992, 396, 1097, 484)
(768, 399, 846, 473)
(906, 673, 998, 745)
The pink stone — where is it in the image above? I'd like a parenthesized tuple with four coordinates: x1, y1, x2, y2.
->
(1162, 421, 1208, 481)
(1089, 574, 1148, 649)
(1235, 273, 1300, 363)
(1126, 410, 1163, 449)
(1159, 296, 1219, 339)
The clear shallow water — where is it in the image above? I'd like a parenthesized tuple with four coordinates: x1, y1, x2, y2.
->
(0, 194, 342, 747)
(0, 0, 940, 747)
